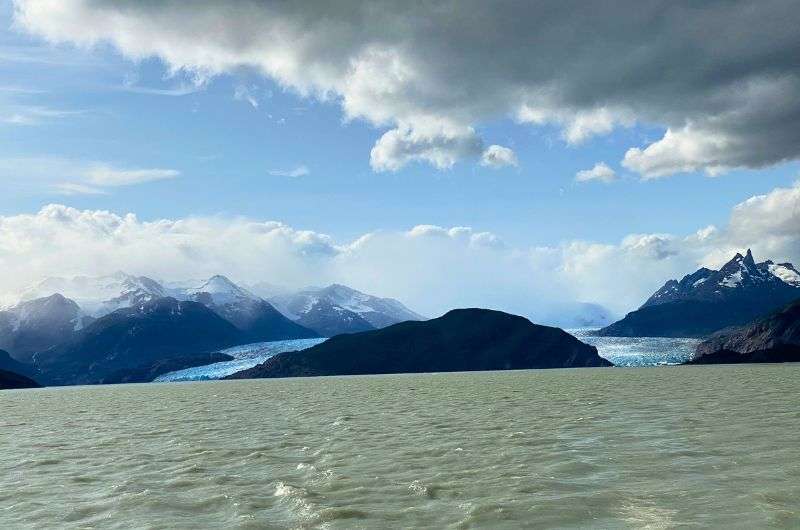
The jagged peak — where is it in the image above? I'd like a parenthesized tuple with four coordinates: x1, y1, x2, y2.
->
(721, 249, 757, 271)
(743, 249, 755, 267)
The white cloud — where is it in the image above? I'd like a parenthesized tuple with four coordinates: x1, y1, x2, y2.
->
(268, 165, 309, 178)
(370, 123, 483, 172)
(85, 164, 179, 186)
(0, 157, 180, 193)
(1, 181, 798, 318)
(575, 162, 617, 183)
(16, 0, 798, 175)
(234, 84, 259, 108)
(53, 182, 107, 196)
(1, 104, 83, 125)
(480, 145, 518, 169)
(621, 233, 677, 260)
(406, 224, 506, 249)
(622, 126, 733, 179)
(119, 84, 198, 97)
(519, 106, 634, 145)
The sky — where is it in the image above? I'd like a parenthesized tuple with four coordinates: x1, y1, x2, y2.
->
(1, 1, 799, 321)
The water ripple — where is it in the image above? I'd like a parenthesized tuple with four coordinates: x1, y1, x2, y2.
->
(1, 365, 799, 528)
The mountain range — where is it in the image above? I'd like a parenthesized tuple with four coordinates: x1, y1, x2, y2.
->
(0, 349, 40, 389)
(598, 250, 800, 337)
(0, 273, 427, 384)
(181, 276, 318, 342)
(265, 283, 426, 337)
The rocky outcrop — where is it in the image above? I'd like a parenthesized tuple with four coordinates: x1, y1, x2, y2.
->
(227, 308, 612, 379)
(688, 300, 800, 364)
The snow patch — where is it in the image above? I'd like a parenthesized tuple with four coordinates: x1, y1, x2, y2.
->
(769, 264, 800, 287)
(183, 275, 258, 305)
(719, 270, 743, 288)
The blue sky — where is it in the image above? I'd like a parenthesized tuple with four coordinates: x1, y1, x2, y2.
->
(1, 1, 799, 320)
(2, 2, 797, 248)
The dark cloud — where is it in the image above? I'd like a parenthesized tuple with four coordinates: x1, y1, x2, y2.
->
(14, 0, 800, 175)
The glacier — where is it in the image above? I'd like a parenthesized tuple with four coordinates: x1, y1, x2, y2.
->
(570, 329, 700, 366)
(154, 337, 327, 382)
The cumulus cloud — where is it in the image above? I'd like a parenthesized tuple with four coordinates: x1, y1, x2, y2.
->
(575, 162, 617, 183)
(480, 145, 518, 169)
(370, 124, 483, 171)
(622, 126, 733, 179)
(14, 0, 800, 175)
(621, 234, 678, 260)
(0, 205, 340, 305)
(1, 181, 799, 317)
(406, 224, 506, 249)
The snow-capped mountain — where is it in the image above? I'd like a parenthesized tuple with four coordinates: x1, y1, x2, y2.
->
(176, 275, 319, 342)
(17, 272, 166, 317)
(0, 294, 87, 362)
(599, 250, 800, 337)
(11, 272, 317, 344)
(181, 275, 259, 306)
(36, 297, 243, 386)
(643, 250, 800, 307)
(267, 284, 425, 337)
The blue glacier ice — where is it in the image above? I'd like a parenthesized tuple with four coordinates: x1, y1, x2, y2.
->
(155, 338, 327, 382)
(569, 329, 700, 366)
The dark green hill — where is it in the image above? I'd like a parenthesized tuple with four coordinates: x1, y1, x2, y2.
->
(227, 308, 611, 379)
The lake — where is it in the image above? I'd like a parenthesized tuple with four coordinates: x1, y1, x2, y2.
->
(2, 364, 798, 528)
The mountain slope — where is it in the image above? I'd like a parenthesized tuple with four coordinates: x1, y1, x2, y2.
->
(0, 368, 40, 390)
(184, 275, 319, 341)
(227, 308, 611, 379)
(36, 297, 240, 385)
(0, 294, 86, 362)
(688, 300, 800, 364)
(599, 250, 800, 337)
(267, 284, 425, 337)
(292, 298, 375, 337)
(0, 349, 37, 378)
